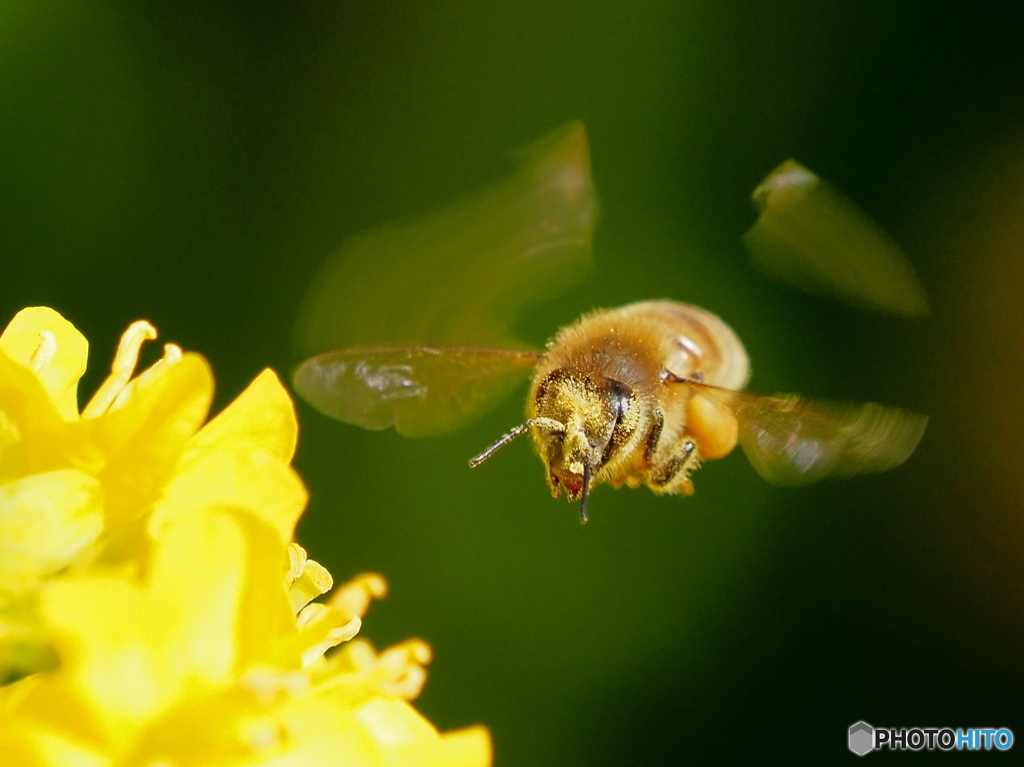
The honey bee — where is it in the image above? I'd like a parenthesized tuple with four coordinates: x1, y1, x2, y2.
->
(292, 123, 927, 522)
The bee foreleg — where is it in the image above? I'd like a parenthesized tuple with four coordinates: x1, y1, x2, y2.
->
(648, 439, 700, 494)
(644, 408, 665, 464)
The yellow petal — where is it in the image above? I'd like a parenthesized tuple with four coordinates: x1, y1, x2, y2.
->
(0, 673, 110, 766)
(151, 443, 308, 546)
(0, 715, 107, 767)
(145, 370, 306, 544)
(0, 351, 69, 484)
(256, 689, 491, 767)
(7, 508, 299, 757)
(424, 725, 493, 767)
(0, 601, 58, 680)
(71, 352, 214, 528)
(191, 368, 298, 464)
(120, 671, 308, 766)
(229, 511, 304, 672)
(37, 508, 254, 738)
(0, 308, 88, 422)
(0, 470, 103, 595)
(351, 697, 492, 767)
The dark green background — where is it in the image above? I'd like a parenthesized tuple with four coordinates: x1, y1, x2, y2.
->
(3, 2, 1023, 763)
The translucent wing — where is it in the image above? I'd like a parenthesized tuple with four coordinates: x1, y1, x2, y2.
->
(693, 383, 928, 485)
(743, 159, 930, 317)
(293, 345, 541, 438)
(292, 123, 595, 437)
(293, 122, 598, 360)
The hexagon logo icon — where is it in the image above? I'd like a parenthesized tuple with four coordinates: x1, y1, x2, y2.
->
(849, 721, 875, 756)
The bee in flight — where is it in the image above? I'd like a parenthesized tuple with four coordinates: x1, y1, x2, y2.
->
(292, 124, 927, 522)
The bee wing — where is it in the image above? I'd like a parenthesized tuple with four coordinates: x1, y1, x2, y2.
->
(293, 344, 541, 438)
(693, 384, 928, 485)
(743, 159, 930, 317)
(293, 122, 598, 361)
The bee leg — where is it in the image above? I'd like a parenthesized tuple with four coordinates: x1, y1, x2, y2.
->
(644, 408, 665, 464)
(648, 439, 700, 495)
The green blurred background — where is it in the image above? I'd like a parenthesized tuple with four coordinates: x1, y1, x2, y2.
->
(3, 1, 1023, 763)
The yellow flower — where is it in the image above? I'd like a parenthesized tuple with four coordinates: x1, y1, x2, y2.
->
(0, 307, 490, 767)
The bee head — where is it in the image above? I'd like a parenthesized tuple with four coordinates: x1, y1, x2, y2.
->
(467, 369, 640, 523)
(529, 370, 640, 513)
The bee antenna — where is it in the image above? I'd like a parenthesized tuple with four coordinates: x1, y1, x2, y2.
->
(579, 462, 592, 524)
(468, 417, 565, 468)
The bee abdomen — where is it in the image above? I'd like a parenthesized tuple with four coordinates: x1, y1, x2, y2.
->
(612, 300, 750, 390)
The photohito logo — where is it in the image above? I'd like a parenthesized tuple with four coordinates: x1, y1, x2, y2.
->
(848, 722, 1014, 755)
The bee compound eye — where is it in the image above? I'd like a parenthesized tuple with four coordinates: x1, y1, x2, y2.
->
(608, 379, 633, 416)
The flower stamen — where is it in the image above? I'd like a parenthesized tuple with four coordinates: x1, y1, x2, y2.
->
(82, 320, 158, 417)
(286, 544, 334, 613)
(328, 573, 387, 621)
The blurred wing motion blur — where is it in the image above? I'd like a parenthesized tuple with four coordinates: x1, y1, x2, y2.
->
(293, 122, 598, 436)
(696, 383, 928, 486)
(743, 159, 930, 317)
(292, 345, 540, 437)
